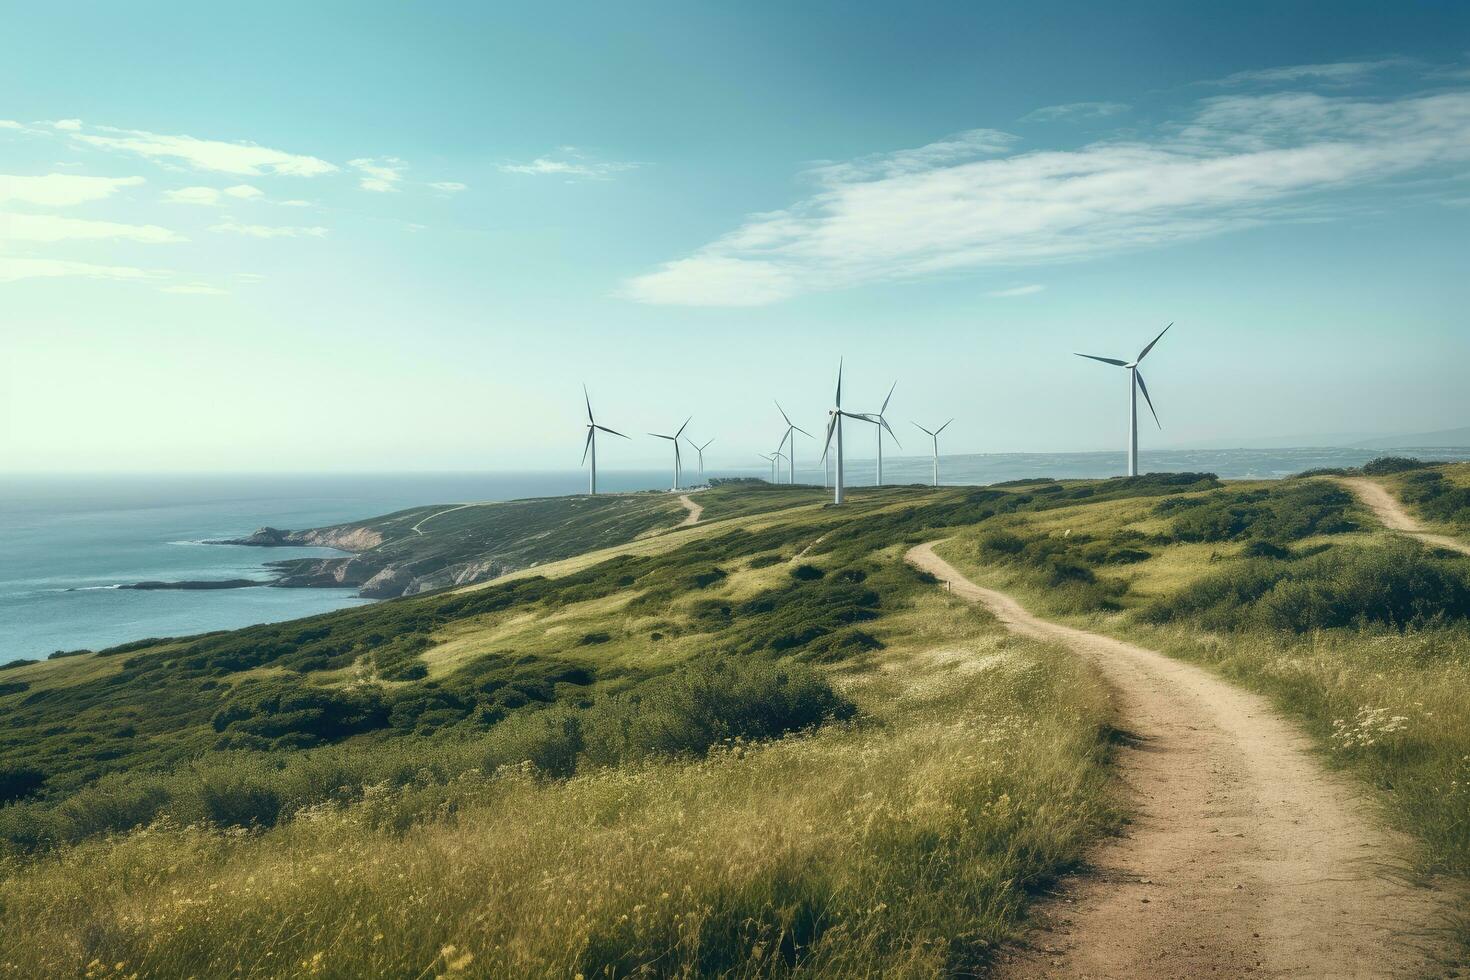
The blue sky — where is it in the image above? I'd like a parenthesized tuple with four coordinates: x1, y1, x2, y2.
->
(2, 1, 1468, 472)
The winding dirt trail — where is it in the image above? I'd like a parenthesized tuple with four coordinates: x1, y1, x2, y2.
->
(1338, 476, 1470, 556)
(676, 493, 703, 527)
(905, 542, 1456, 979)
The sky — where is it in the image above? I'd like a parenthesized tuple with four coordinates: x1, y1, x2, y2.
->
(2, 1, 1468, 472)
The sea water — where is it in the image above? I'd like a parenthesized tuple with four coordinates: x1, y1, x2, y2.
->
(4, 449, 1468, 664)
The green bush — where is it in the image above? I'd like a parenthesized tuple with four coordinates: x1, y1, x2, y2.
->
(1362, 456, 1430, 475)
(0, 766, 46, 805)
(1143, 541, 1470, 632)
(790, 564, 825, 581)
(1163, 482, 1355, 543)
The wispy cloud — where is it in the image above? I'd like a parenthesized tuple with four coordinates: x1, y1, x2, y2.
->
(626, 89, 1470, 307)
(500, 148, 639, 180)
(1214, 59, 1406, 87)
(349, 157, 405, 192)
(161, 282, 228, 295)
(0, 173, 144, 207)
(988, 284, 1045, 297)
(1024, 101, 1131, 122)
(209, 220, 327, 239)
(807, 129, 1017, 182)
(429, 181, 467, 193)
(165, 183, 266, 205)
(71, 123, 336, 177)
(0, 256, 164, 283)
(0, 211, 184, 244)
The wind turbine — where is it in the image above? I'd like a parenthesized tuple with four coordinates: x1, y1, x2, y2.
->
(862, 381, 901, 485)
(1075, 323, 1172, 477)
(912, 419, 954, 487)
(776, 402, 812, 485)
(648, 417, 692, 491)
(819, 359, 870, 505)
(683, 437, 714, 485)
(581, 386, 628, 495)
(758, 452, 779, 484)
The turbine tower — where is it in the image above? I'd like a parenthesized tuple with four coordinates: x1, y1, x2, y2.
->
(1075, 323, 1172, 477)
(581, 386, 628, 495)
(820, 359, 869, 505)
(648, 417, 692, 491)
(776, 401, 812, 485)
(912, 419, 954, 487)
(862, 381, 900, 485)
(683, 437, 714, 484)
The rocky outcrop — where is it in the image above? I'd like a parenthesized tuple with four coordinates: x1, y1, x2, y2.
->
(214, 525, 384, 551)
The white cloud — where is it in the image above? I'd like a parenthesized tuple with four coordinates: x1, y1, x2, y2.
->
(210, 220, 327, 239)
(350, 157, 405, 192)
(626, 89, 1470, 306)
(0, 173, 144, 207)
(500, 148, 639, 180)
(0, 256, 164, 282)
(161, 283, 228, 295)
(276, 199, 312, 207)
(429, 181, 467, 192)
(74, 125, 337, 176)
(51, 119, 83, 131)
(164, 185, 222, 206)
(807, 129, 1017, 183)
(224, 184, 263, 199)
(1, 211, 184, 244)
(1214, 60, 1404, 87)
(1025, 102, 1131, 122)
(988, 284, 1045, 297)
(0, 120, 23, 130)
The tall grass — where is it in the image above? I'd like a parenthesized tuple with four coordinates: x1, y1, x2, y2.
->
(0, 632, 1118, 978)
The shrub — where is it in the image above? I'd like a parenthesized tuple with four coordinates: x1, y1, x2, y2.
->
(0, 766, 46, 805)
(1143, 541, 1470, 632)
(1164, 482, 1355, 544)
(746, 553, 784, 569)
(1362, 456, 1430, 475)
(790, 564, 825, 581)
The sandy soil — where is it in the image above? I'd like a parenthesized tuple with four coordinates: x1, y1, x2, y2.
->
(676, 493, 703, 527)
(905, 542, 1458, 979)
(1338, 476, 1470, 556)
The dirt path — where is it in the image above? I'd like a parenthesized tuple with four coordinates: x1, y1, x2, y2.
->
(905, 542, 1455, 979)
(676, 493, 703, 527)
(1338, 476, 1470, 556)
(410, 503, 477, 535)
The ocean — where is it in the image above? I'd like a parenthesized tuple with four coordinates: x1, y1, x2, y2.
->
(4, 448, 1468, 664)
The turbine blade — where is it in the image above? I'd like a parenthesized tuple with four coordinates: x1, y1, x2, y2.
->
(793, 425, 813, 438)
(936, 418, 953, 434)
(912, 421, 934, 436)
(596, 425, 629, 438)
(676, 416, 692, 438)
(880, 380, 896, 414)
(700, 438, 714, 450)
(581, 426, 594, 465)
(820, 414, 836, 463)
(775, 400, 793, 426)
(1137, 322, 1173, 363)
(1075, 353, 1128, 367)
(880, 415, 901, 448)
(835, 358, 843, 408)
(1135, 370, 1162, 428)
(649, 432, 673, 440)
(583, 384, 593, 423)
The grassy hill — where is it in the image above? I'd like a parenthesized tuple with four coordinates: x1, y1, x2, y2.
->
(3, 471, 1469, 975)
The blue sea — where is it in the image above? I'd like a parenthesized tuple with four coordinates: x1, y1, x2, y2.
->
(4, 448, 1469, 664)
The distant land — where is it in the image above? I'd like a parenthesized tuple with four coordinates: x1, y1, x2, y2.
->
(1350, 425, 1470, 449)
(1163, 424, 1470, 452)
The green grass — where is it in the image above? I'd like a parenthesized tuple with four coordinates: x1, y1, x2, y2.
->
(0, 484, 1128, 978)
(937, 469, 1470, 893)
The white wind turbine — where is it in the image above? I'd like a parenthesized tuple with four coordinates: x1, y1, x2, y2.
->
(819, 359, 869, 505)
(1075, 323, 1172, 477)
(648, 417, 692, 491)
(776, 402, 812, 485)
(911, 419, 954, 487)
(581, 386, 629, 495)
(683, 436, 714, 485)
(862, 381, 901, 485)
(758, 452, 779, 483)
